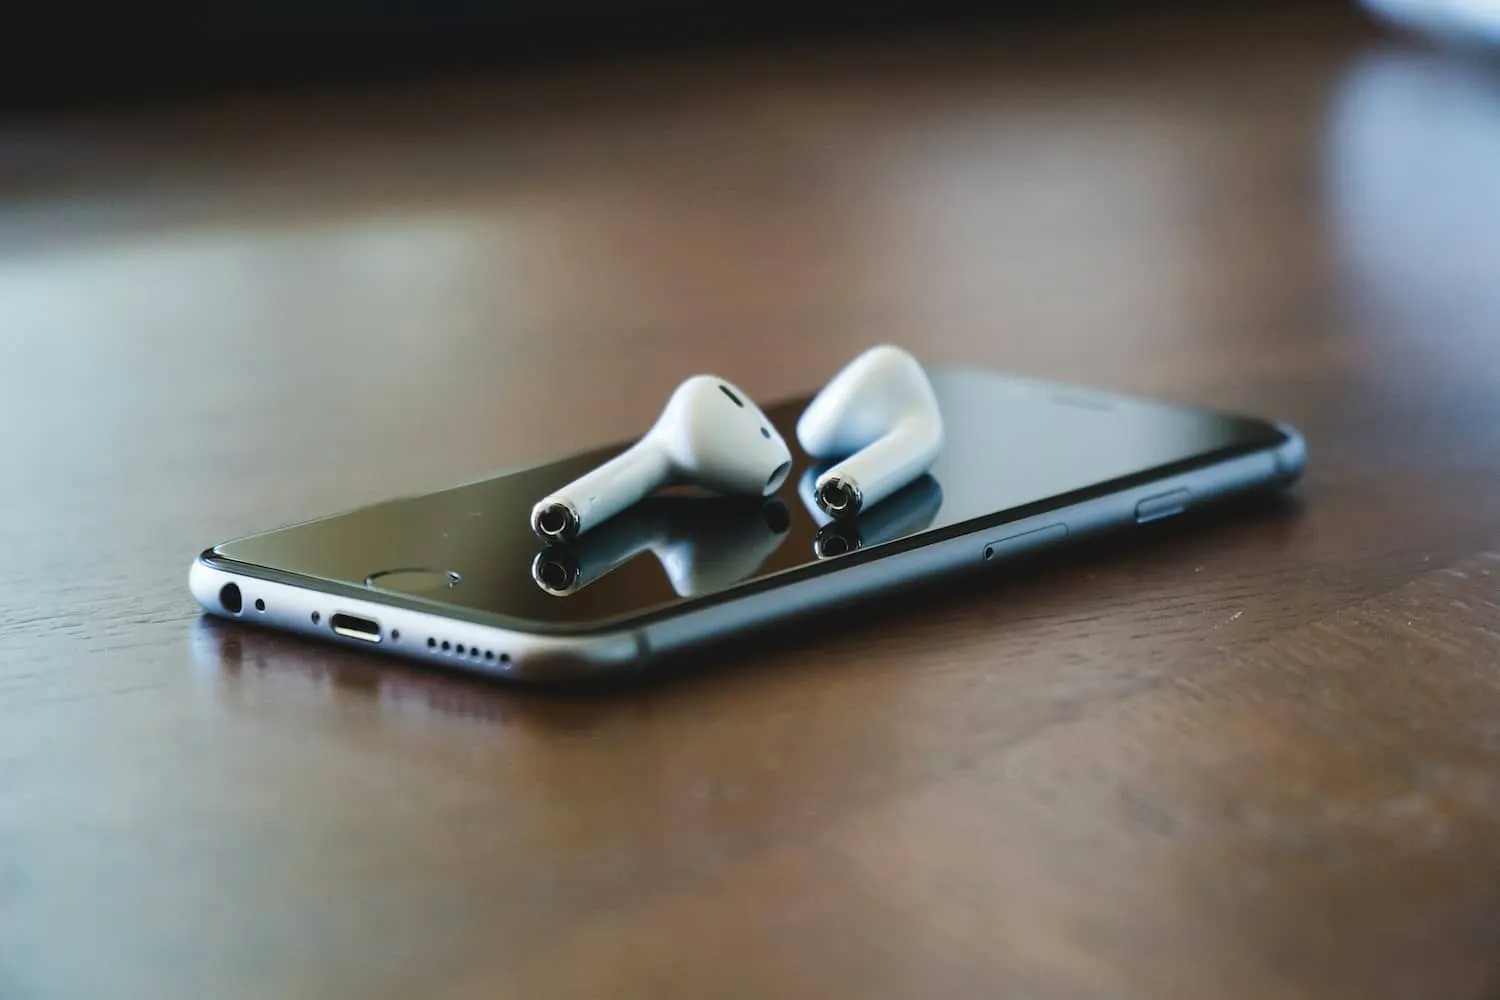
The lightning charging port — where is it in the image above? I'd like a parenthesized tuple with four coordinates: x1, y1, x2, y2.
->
(330, 613, 382, 643)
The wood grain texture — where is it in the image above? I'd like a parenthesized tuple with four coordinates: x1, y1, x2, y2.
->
(5, 6, 1500, 998)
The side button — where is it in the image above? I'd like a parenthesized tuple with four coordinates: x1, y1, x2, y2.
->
(982, 523, 1068, 562)
(1135, 488, 1192, 524)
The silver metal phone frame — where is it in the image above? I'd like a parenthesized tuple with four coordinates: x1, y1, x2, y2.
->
(190, 426, 1304, 684)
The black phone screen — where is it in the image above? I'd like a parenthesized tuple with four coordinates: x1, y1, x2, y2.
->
(213, 369, 1287, 630)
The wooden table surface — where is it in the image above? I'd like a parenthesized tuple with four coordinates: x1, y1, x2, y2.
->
(6, 6, 1500, 998)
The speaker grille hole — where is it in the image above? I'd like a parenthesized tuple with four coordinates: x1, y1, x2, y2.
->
(420, 637, 507, 662)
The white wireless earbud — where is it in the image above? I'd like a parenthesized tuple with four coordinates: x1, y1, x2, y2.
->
(532, 375, 793, 543)
(532, 496, 791, 597)
(796, 345, 944, 518)
(797, 468, 943, 558)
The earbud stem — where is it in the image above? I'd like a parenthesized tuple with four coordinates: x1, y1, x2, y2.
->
(816, 419, 941, 516)
(532, 442, 672, 542)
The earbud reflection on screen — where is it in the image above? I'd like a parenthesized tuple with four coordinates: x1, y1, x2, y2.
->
(531, 376, 792, 543)
(532, 496, 792, 597)
(797, 467, 944, 558)
(797, 345, 944, 519)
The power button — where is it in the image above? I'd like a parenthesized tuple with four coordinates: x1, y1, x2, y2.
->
(1135, 488, 1191, 524)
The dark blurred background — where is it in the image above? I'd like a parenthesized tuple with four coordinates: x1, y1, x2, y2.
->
(4, 0, 1380, 108)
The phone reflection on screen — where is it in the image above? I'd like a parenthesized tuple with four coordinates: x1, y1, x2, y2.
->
(797, 467, 945, 559)
(531, 496, 792, 598)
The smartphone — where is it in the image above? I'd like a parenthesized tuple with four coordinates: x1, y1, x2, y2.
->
(190, 367, 1305, 682)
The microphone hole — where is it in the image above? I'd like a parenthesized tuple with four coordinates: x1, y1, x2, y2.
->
(819, 480, 854, 513)
(537, 506, 569, 536)
(820, 534, 852, 557)
(254, 598, 266, 612)
(537, 558, 573, 591)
